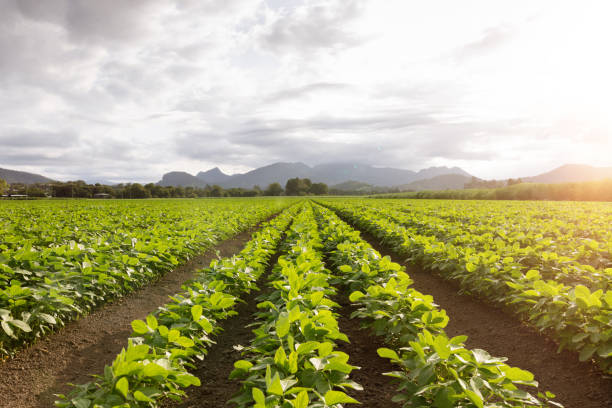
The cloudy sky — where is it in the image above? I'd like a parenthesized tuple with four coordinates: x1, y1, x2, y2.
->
(1, 0, 611, 183)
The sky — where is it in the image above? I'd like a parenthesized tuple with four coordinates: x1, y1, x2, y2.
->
(0, 0, 611, 183)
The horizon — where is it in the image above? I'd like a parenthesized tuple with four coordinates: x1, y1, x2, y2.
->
(1, 1, 611, 183)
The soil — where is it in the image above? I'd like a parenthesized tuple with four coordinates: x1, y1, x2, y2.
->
(161, 285, 261, 408)
(0, 226, 263, 408)
(359, 230, 612, 408)
(334, 299, 399, 407)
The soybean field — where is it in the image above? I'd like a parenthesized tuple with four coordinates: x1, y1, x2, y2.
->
(0, 198, 610, 408)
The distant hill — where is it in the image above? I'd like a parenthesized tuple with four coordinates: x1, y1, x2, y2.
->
(414, 166, 471, 180)
(0, 167, 55, 184)
(160, 162, 473, 189)
(330, 180, 394, 193)
(158, 171, 208, 187)
(526, 164, 612, 183)
(196, 167, 232, 185)
(397, 174, 473, 191)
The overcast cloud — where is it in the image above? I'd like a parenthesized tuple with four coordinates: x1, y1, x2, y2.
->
(0, 0, 610, 183)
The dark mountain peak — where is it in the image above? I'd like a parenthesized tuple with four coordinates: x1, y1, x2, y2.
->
(196, 166, 231, 184)
(0, 167, 56, 184)
(159, 171, 207, 187)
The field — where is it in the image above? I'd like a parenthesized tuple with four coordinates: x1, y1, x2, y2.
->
(0, 198, 610, 408)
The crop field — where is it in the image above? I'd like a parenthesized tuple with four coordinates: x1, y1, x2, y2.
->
(0, 198, 610, 408)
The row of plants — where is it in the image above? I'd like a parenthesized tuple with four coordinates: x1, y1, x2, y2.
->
(318, 200, 612, 374)
(0, 199, 292, 357)
(348, 200, 611, 289)
(54, 203, 300, 407)
(229, 204, 362, 407)
(312, 202, 562, 407)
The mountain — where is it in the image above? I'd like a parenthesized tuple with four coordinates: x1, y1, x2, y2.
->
(0, 167, 55, 184)
(158, 171, 208, 187)
(196, 167, 231, 185)
(205, 162, 313, 189)
(414, 166, 471, 180)
(160, 162, 472, 189)
(526, 164, 612, 183)
(397, 174, 473, 191)
(309, 163, 417, 186)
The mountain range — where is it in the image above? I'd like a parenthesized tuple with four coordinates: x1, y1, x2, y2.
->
(158, 162, 473, 189)
(3, 163, 612, 191)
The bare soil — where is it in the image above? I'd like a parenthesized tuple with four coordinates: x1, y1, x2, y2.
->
(334, 300, 399, 407)
(0, 227, 260, 408)
(161, 286, 261, 408)
(360, 230, 612, 408)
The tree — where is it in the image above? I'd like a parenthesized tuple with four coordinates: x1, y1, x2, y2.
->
(264, 182, 283, 196)
(209, 185, 224, 197)
(309, 182, 328, 195)
(285, 178, 312, 195)
(0, 178, 8, 195)
(127, 183, 151, 199)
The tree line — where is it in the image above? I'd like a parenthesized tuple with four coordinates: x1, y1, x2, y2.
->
(0, 177, 329, 198)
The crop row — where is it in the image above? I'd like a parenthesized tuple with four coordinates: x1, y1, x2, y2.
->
(318, 200, 612, 373)
(55, 203, 299, 407)
(312, 203, 561, 407)
(0, 199, 291, 356)
(348, 201, 611, 289)
(229, 203, 361, 407)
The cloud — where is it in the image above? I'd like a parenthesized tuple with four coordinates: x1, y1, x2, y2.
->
(0, 0, 609, 182)
(0, 129, 79, 147)
(453, 25, 514, 62)
(260, 0, 367, 53)
(265, 82, 351, 102)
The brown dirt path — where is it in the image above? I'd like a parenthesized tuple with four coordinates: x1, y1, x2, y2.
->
(0, 226, 263, 408)
(334, 300, 398, 407)
(161, 285, 261, 408)
(358, 231, 612, 408)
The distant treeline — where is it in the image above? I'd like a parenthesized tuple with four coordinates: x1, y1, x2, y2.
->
(0, 177, 332, 198)
(373, 179, 612, 201)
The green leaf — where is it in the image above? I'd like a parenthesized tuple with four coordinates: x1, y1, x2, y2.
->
(234, 360, 254, 370)
(276, 312, 290, 338)
(432, 335, 451, 359)
(503, 366, 534, 382)
(293, 390, 309, 408)
(252, 387, 265, 405)
(1, 320, 14, 338)
(349, 291, 365, 302)
(134, 390, 154, 402)
(115, 377, 129, 399)
(71, 398, 91, 408)
(9, 319, 31, 332)
(142, 362, 168, 378)
(464, 390, 483, 408)
(324, 390, 359, 405)
(131, 319, 149, 335)
(377, 348, 399, 361)
(191, 304, 203, 321)
(39, 313, 57, 325)
(267, 374, 284, 396)
(579, 345, 597, 362)
(146, 314, 158, 330)
(174, 336, 195, 348)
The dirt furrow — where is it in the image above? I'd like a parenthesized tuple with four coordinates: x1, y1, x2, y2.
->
(162, 286, 261, 408)
(358, 231, 612, 408)
(334, 300, 398, 407)
(0, 227, 260, 408)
